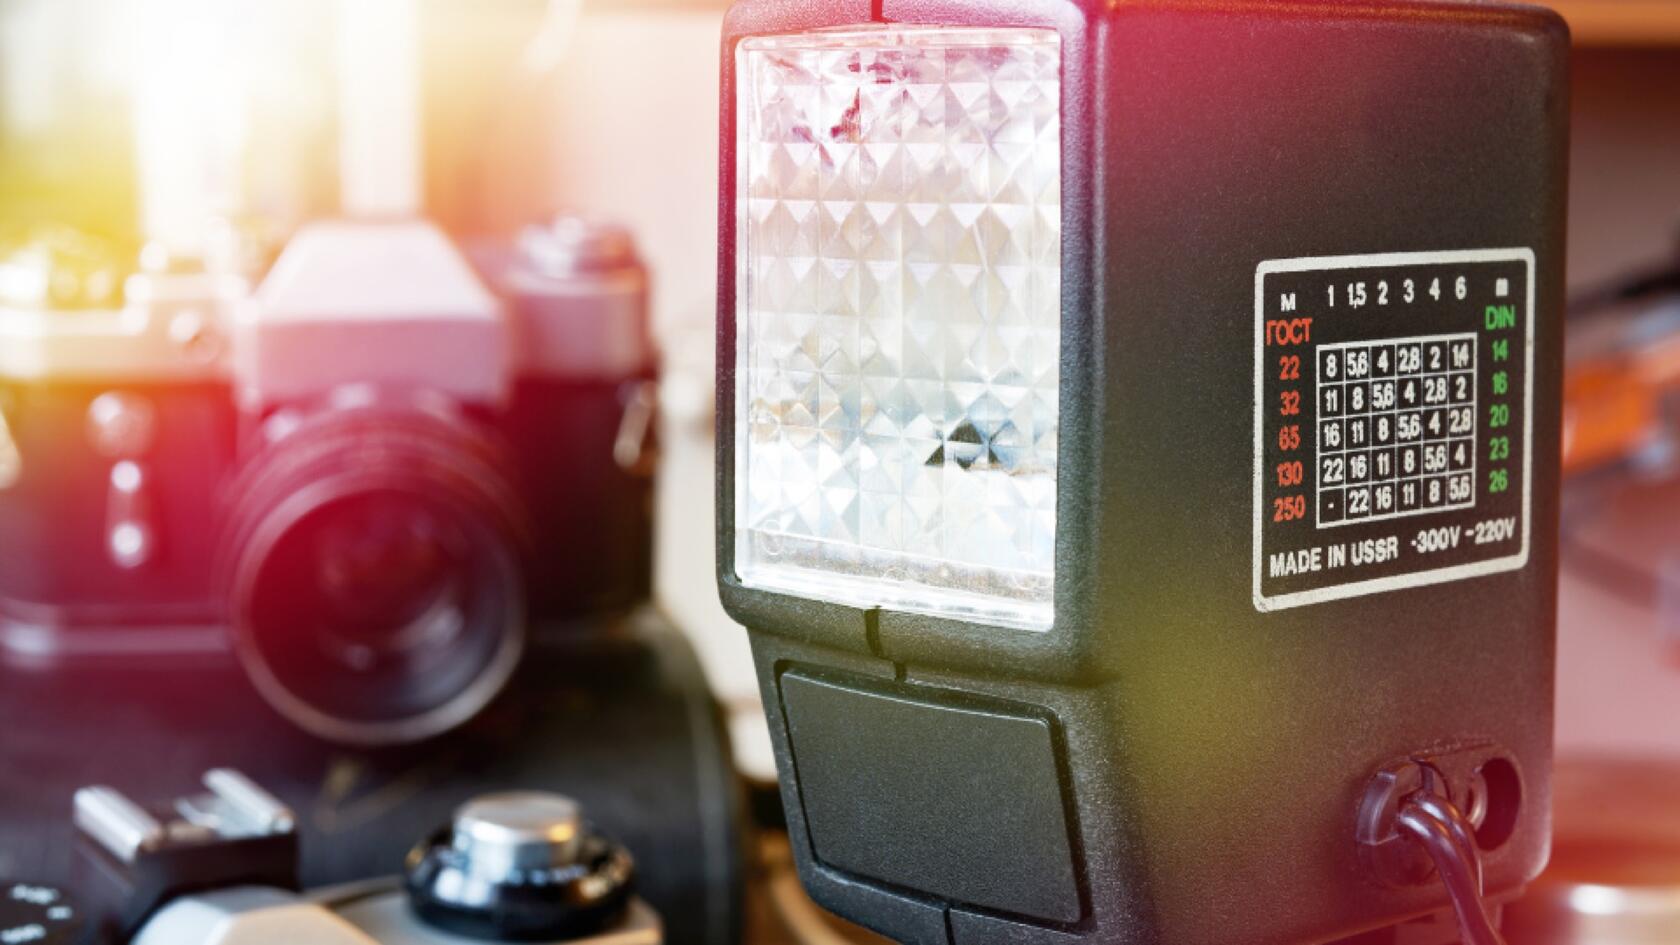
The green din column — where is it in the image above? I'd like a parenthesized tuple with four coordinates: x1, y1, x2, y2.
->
(1485, 301, 1517, 494)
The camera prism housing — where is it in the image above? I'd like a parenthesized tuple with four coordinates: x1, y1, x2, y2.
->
(715, 2, 1567, 945)
(0, 219, 657, 746)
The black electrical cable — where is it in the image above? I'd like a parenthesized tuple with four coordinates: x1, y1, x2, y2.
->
(1407, 792, 1483, 892)
(1394, 798, 1505, 945)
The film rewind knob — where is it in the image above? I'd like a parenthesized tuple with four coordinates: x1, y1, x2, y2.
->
(406, 791, 636, 940)
(450, 792, 585, 881)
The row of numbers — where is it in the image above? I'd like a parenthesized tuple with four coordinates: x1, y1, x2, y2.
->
(1328, 275, 1470, 309)
(1321, 441, 1475, 486)
(1321, 474, 1474, 525)
(1321, 410, 1474, 451)
(1322, 378, 1472, 417)
(1322, 338, 1474, 381)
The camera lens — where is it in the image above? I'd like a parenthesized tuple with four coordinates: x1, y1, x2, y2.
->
(252, 490, 504, 703)
(223, 405, 526, 746)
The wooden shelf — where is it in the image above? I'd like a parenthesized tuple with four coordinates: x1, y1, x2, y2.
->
(1545, 2, 1680, 46)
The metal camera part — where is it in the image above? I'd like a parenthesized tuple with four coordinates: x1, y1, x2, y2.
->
(86, 393, 165, 571)
(73, 770, 301, 942)
(510, 215, 655, 382)
(0, 228, 128, 312)
(86, 392, 159, 460)
(717, 3, 1567, 945)
(521, 217, 639, 278)
(405, 791, 639, 942)
(0, 243, 241, 383)
(76, 769, 295, 864)
(104, 779, 659, 945)
(450, 792, 586, 879)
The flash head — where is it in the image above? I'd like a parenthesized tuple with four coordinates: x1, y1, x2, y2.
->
(717, 2, 1568, 945)
(734, 24, 1063, 631)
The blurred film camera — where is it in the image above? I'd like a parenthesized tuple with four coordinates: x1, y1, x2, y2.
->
(0, 215, 659, 747)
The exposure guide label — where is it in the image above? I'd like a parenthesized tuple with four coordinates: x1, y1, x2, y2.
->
(1253, 250, 1535, 612)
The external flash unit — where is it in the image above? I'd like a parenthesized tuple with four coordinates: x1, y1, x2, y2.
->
(716, 2, 1567, 945)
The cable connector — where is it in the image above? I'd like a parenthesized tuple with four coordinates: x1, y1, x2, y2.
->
(1396, 791, 1504, 945)
(1357, 757, 1510, 945)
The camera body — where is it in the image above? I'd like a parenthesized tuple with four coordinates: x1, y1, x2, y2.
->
(125, 887, 661, 945)
(717, 2, 1567, 944)
(0, 218, 657, 744)
(122, 887, 660, 945)
(53, 772, 658, 945)
(0, 610, 745, 945)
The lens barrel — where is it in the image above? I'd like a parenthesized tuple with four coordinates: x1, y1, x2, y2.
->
(221, 402, 527, 746)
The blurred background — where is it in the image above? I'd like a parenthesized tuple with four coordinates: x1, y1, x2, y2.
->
(3, 0, 1680, 942)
